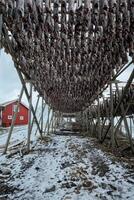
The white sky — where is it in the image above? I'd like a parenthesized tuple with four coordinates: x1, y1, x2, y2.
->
(0, 49, 40, 107)
(0, 48, 134, 107)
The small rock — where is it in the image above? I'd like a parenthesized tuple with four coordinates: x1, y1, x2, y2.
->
(1, 168, 11, 175)
(57, 180, 62, 183)
(83, 180, 93, 188)
(109, 184, 117, 191)
(44, 185, 56, 193)
(35, 167, 40, 171)
(107, 190, 113, 195)
(65, 183, 72, 189)
(64, 178, 67, 181)
(64, 196, 72, 200)
(70, 182, 77, 187)
(62, 182, 77, 189)
(1, 163, 8, 167)
(71, 177, 77, 182)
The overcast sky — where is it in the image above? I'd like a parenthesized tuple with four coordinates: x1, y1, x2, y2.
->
(0, 48, 134, 106)
(0, 49, 40, 106)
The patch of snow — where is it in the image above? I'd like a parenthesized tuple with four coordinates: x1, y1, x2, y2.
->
(0, 128, 134, 200)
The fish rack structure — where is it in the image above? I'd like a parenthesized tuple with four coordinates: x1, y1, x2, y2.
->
(78, 78, 134, 152)
(0, 0, 134, 153)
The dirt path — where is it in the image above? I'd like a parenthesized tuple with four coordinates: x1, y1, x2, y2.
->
(0, 135, 134, 200)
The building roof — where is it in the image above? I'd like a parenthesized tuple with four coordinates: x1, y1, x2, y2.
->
(0, 99, 29, 110)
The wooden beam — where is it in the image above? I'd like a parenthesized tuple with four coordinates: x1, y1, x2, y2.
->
(16, 67, 42, 138)
(3, 87, 24, 154)
(30, 95, 40, 133)
(110, 82, 115, 148)
(27, 83, 32, 153)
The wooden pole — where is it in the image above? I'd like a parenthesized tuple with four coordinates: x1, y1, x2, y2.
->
(49, 110, 53, 134)
(44, 106, 51, 135)
(115, 82, 134, 153)
(110, 82, 115, 148)
(86, 109, 89, 134)
(130, 116, 132, 138)
(101, 69, 134, 144)
(27, 83, 32, 153)
(0, 14, 3, 49)
(41, 97, 44, 134)
(30, 95, 40, 133)
(51, 111, 54, 133)
(16, 67, 42, 138)
(53, 115, 56, 133)
(3, 87, 24, 154)
(97, 96, 101, 141)
(35, 102, 46, 135)
(47, 107, 51, 135)
(82, 111, 85, 133)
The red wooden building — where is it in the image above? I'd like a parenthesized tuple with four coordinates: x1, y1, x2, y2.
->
(0, 100, 29, 127)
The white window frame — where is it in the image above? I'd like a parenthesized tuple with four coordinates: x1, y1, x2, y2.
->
(20, 116, 24, 121)
(8, 115, 12, 120)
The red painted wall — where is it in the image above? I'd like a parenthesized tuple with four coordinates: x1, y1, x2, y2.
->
(2, 101, 29, 127)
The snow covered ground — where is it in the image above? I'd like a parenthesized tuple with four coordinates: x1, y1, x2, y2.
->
(0, 126, 134, 200)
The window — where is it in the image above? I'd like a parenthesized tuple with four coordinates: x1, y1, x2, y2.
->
(13, 105, 20, 112)
(20, 116, 24, 120)
(8, 115, 12, 120)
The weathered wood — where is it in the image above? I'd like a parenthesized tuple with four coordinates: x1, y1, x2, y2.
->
(110, 82, 115, 148)
(3, 87, 24, 154)
(0, 14, 2, 48)
(35, 102, 46, 135)
(41, 97, 44, 134)
(27, 82, 32, 153)
(115, 80, 134, 153)
(30, 95, 40, 133)
(97, 96, 101, 141)
(16, 67, 42, 138)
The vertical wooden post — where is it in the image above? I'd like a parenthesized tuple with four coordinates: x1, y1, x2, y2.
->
(0, 14, 3, 49)
(27, 82, 32, 153)
(35, 102, 46, 135)
(52, 112, 55, 133)
(97, 96, 101, 141)
(124, 116, 134, 152)
(129, 116, 132, 138)
(86, 109, 89, 134)
(54, 116, 57, 133)
(44, 106, 50, 135)
(47, 107, 51, 135)
(3, 87, 24, 154)
(48, 111, 52, 133)
(51, 111, 54, 133)
(91, 118, 94, 136)
(83, 111, 85, 133)
(41, 97, 44, 135)
(110, 82, 115, 148)
(61, 113, 63, 124)
(49, 110, 54, 134)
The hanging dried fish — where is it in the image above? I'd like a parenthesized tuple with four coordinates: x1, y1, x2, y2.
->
(1, 0, 134, 113)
